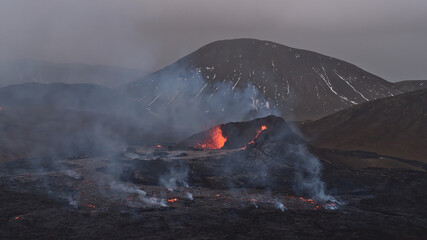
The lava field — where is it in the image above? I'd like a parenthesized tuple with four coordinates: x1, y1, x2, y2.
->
(1, 116, 427, 239)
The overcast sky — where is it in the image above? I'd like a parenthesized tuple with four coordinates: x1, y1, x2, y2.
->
(1, 0, 426, 81)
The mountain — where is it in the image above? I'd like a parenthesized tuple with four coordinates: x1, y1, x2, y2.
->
(300, 89, 427, 162)
(0, 59, 144, 88)
(394, 80, 427, 92)
(125, 38, 401, 121)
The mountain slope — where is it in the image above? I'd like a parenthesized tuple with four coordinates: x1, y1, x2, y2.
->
(300, 89, 427, 162)
(125, 38, 401, 120)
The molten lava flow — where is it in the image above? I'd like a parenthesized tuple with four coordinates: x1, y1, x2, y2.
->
(155, 145, 162, 148)
(11, 215, 24, 221)
(167, 198, 178, 203)
(125, 196, 135, 201)
(241, 125, 268, 149)
(289, 196, 322, 210)
(195, 125, 227, 149)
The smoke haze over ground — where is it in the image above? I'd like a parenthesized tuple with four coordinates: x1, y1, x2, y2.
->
(0, 66, 278, 161)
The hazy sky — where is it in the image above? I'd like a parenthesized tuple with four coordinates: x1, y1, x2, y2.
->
(1, 0, 426, 81)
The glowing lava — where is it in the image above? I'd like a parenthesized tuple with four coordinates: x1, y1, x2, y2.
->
(167, 198, 178, 203)
(195, 125, 227, 149)
(241, 125, 268, 149)
(11, 215, 24, 221)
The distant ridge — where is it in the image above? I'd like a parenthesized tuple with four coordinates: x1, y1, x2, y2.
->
(0, 59, 144, 88)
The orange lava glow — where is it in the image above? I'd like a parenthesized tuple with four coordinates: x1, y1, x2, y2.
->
(125, 196, 135, 201)
(291, 196, 322, 210)
(12, 215, 24, 221)
(155, 145, 162, 148)
(241, 125, 268, 149)
(292, 196, 315, 203)
(195, 125, 227, 149)
(167, 198, 178, 203)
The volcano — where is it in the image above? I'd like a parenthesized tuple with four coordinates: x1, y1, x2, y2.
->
(178, 115, 294, 150)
